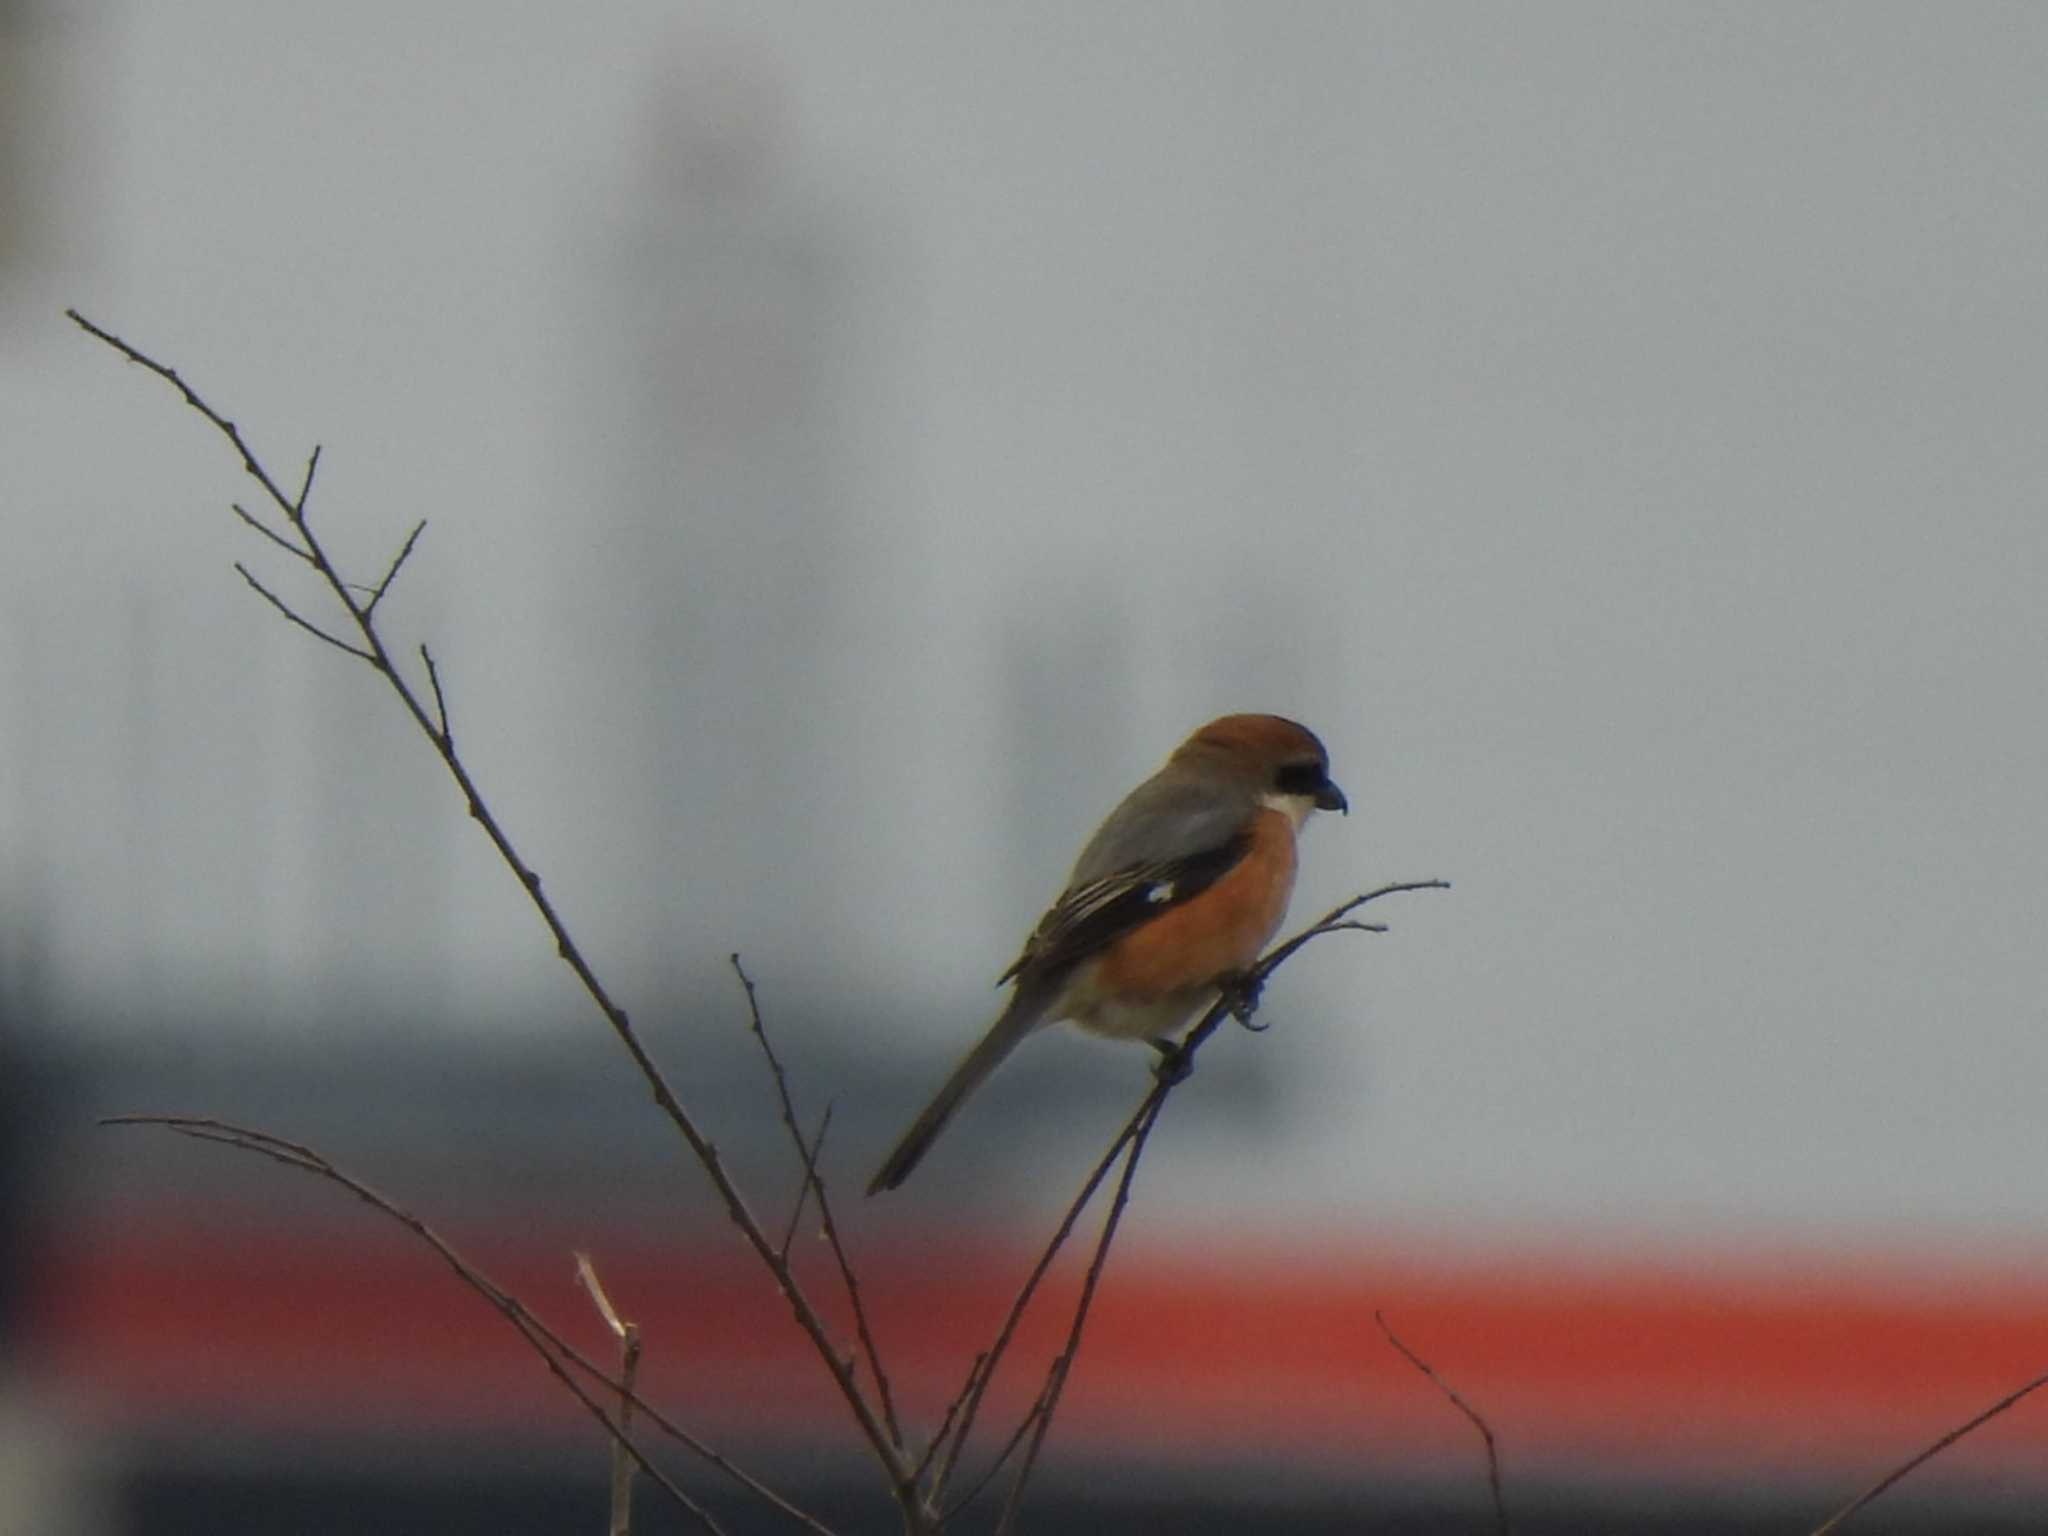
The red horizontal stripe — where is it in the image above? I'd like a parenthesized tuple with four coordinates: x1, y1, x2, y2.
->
(36, 1208, 2048, 1487)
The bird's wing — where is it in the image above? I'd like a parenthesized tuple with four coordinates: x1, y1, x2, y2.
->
(996, 826, 1253, 985)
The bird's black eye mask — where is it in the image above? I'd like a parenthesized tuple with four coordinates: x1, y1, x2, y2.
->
(1272, 760, 1329, 796)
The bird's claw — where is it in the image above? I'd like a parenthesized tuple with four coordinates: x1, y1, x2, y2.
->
(1222, 971, 1268, 1032)
(1149, 1037, 1193, 1085)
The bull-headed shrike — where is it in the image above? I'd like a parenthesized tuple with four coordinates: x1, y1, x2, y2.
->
(867, 713, 1347, 1194)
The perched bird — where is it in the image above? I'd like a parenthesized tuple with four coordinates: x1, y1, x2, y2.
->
(867, 713, 1347, 1195)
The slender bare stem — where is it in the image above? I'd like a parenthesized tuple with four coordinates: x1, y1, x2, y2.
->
(912, 1351, 987, 1487)
(930, 1091, 1149, 1507)
(67, 308, 308, 523)
(232, 561, 374, 661)
(1376, 1311, 1510, 1536)
(363, 517, 428, 616)
(420, 643, 451, 744)
(1807, 1367, 2048, 1536)
(231, 501, 315, 564)
(732, 954, 903, 1450)
(993, 1092, 1165, 1534)
(780, 1106, 835, 1261)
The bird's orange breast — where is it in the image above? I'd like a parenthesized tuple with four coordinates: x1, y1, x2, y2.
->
(1090, 808, 1299, 1002)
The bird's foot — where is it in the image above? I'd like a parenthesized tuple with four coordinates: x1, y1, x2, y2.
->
(1149, 1037, 1193, 1086)
(1221, 970, 1268, 1032)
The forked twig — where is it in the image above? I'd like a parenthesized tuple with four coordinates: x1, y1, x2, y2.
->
(780, 1105, 836, 1260)
(732, 954, 904, 1450)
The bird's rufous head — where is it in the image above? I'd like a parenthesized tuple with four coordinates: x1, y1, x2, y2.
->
(1172, 713, 1349, 819)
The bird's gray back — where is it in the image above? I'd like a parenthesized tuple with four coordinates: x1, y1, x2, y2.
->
(1065, 770, 1256, 888)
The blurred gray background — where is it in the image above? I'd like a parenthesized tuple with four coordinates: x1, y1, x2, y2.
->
(3, 3, 2047, 1529)
(9, 0, 2044, 1237)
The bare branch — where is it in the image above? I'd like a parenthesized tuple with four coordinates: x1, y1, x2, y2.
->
(363, 518, 428, 617)
(294, 443, 322, 518)
(1376, 1311, 1510, 1536)
(912, 1351, 987, 1487)
(779, 1105, 834, 1260)
(941, 1365, 1059, 1518)
(932, 1092, 1152, 1505)
(419, 643, 452, 745)
(995, 1092, 1168, 1534)
(232, 561, 375, 662)
(1253, 881, 1450, 979)
(1807, 1367, 2048, 1535)
(71, 317, 916, 1509)
(103, 1115, 836, 1536)
(67, 309, 307, 524)
(230, 501, 315, 564)
(733, 954, 805, 1146)
(732, 955, 904, 1451)
(74, 313, 1452, 1534)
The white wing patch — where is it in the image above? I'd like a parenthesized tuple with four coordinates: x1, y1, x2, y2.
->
(1145, 880, 1176, 904)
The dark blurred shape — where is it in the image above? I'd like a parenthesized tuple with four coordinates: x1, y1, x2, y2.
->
(0, 0, 95, 283)
(0, 0, 41, 275)
(0, 1018, 28, 1350)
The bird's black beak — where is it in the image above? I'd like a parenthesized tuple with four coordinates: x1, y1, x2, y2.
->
(1316, 779, 1349, 815)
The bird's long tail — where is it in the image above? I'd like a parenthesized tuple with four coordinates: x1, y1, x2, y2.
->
(867, 985, 1052, 1195)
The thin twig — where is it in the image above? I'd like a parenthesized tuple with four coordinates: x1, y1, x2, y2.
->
(363, 518, 428, 617)
(1376, 1311, 1510, 1536)
(912, 1351, 988, 1486)
(731, 955, 904, 1450)
(104, 1115, 841, 1536)
(930, 1088, 1151, 1506)
(942, 1362, 1063, 1518)
(779, 1106, 835, 1261)
(1807, 1368, 2048, 1535)
(993, 1092, 1167, 1534)
(949, 1094, 1169, 1524)
(941, 1100, 1156, 1520)
(232, 562, 375, 662)
(230, 502, 315, 564)
(66, 309, 306, 524)
(293, 444, 322, 515)
(998, 1096, 1165, 1526)
(1255, 882, 1450, 976)
(419, 643, 451, 745)
(71, 315, 916, 1516)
